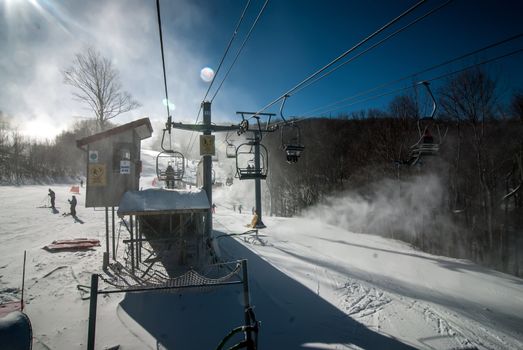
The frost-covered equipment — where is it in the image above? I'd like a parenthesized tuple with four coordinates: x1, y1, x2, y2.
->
(279, 95, 305, 163)
(408, 82, 446, 166)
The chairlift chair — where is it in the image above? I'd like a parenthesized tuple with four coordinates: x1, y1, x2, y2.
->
(226, 143, 237, 159)
(407, 82, 446, 166)
(235, 142, 268, 180)
(280, 122, 305, 163)
(224, 130, 238, 159)
(156, 150, 185, 189)
(279, 95, 305, 163)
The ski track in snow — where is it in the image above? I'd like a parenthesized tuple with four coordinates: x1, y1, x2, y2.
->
(213, 211, 523, 350)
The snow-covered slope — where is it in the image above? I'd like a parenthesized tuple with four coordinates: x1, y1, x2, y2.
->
(1, 154, 522, 349)
(213, 207, 523, 349)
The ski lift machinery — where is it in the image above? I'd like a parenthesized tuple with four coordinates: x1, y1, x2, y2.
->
(407, 81, 447, 166)
(156, 117, 185, 188)
(279, 95, 305, 163)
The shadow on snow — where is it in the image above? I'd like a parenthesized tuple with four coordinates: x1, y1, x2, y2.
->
(119, 232, 416, 350)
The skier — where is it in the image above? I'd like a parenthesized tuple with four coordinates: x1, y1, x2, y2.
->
(212, 203, 217, 214)
(165, 163, 175, 189)
(238, 204, 242, 214)
(233, 204, 236, 212)
(68, 195, 77, 217)
(48, 189, 56, 209)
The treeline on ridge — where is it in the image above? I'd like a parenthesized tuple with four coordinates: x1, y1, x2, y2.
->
(263, 69, 523, 277)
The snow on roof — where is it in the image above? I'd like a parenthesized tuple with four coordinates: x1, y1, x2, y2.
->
(76, 118, 153, 148)
(117, 189, 210, 216)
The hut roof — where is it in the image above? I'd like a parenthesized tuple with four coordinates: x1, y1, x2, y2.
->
(117, 189, 210, 216)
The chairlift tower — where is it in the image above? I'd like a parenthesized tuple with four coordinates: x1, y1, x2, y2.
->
(236, 111, 277, 229)
(167, 101, 240, 239)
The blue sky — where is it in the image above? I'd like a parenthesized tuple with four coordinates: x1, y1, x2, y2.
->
(1, 0, 522, 140)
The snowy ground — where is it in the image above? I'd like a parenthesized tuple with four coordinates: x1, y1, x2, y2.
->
(1, 154, 522, 349)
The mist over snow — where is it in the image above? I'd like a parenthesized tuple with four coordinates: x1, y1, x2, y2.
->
(303, 174, 454, 238)
(0, 0, 256, 141)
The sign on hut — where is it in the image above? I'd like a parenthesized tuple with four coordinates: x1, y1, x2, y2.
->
(76, 118, 153, 207)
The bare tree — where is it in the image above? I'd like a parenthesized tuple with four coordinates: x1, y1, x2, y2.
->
(63, 47, 140, 131)
(511, 92, 523, 122)
(440, 68, 498, 250)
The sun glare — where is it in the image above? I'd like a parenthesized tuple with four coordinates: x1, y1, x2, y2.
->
(18, 116, 65, 141)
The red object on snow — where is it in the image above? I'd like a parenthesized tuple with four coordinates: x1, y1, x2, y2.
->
(0, 301, 22, 318)
(43, 238, 100, 252)
(70, 185, 80, 194)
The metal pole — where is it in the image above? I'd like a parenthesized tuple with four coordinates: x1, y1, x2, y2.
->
(241, 259, 253, 347)
(203, 101, 213, 239)
(21, 250, 26, 311)
(137, 217, 142, 264)
(87, 274, 99, 350)
(130, 215, 135, 274)
(254, 132, 265, 228)
(135, 216, 140, 267)
(105, 207, 109, 255)
(112, 207, 115, 259)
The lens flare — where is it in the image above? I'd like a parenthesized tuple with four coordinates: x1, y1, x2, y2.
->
(200, 67, 214, 82)
(162, 99, 176, 111)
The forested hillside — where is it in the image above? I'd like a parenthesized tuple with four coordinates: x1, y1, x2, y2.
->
(264, 70, 523, 276)
(0, 115, 108, 184)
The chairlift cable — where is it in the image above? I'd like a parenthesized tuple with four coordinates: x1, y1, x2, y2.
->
(249, 0, 427, 119)
(301, 32, 523, 117)
(183, 0, 258, 157)
(210, 0, 270, 103)
(155, 0, 171, 122)
(203, 0, 252, 103)
(297, 47, 523, 119)
(290, 0, 454, 97)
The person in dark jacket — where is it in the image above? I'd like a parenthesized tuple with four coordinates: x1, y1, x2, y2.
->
(68, 195, 77, 217)
(48, 189, 56, 209)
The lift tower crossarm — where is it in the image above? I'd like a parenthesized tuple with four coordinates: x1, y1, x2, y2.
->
(170, 122, 241, 133)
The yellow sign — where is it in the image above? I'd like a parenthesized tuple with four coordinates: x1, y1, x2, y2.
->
(200, 135, 215, 156)
(88, 164, 107, 186)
